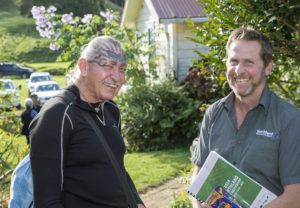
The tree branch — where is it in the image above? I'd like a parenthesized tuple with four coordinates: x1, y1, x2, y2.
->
(0, 169, 13, 181)
(269, 76, 297, 104)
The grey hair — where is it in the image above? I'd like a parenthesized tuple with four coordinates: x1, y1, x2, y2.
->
(25, 98, 33, 108)
(71, 36, 124, 84)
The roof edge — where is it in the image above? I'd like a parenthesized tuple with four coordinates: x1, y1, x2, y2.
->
(159, 17, 209, 24)
(121, 0, 143, 28)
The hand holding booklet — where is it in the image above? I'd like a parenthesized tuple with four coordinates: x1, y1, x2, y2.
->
(188, 151, 277, 208)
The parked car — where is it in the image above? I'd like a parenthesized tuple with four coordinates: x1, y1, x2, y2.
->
(27, 72, 52, 95)
(34, 81, 61, 105)
(65, 70, 74, 86)
(0, 63, 34, 78)
(0, 79, 21, 109)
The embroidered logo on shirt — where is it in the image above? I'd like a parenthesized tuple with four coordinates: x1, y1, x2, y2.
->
(256, 130, 279, 139)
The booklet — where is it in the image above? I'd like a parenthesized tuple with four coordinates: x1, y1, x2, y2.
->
(188, 151, 277, 208)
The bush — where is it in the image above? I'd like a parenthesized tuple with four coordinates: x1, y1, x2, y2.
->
(118, 79, 202, 152)
(180, 60, 229, 104)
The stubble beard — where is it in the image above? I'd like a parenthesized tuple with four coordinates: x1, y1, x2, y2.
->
(229, 68, 266, 98)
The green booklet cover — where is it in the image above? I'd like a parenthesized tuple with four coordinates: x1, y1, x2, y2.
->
(188, 151, 277, 208)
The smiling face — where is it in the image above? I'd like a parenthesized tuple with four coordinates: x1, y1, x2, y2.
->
(226, 40, 272, 99)
(78, 39, 126, 102)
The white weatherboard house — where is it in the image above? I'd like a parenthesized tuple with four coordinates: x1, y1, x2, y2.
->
(121, 0, 209, 81)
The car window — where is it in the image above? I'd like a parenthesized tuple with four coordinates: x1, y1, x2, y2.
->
(4, 82, 14, 89)
(36, 84, 60, 92)
(36, 85, 46, 91)
(0, 81, 14, 90)
(31, 75, 51, 83)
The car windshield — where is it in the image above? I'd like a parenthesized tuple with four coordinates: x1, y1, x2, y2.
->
(36, 84, 60, 92)
(0, 81, 15, 90)
(31, 75, 51, 83)
(4, 82, 15, 89)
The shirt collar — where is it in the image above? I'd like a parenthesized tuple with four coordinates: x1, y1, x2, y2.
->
(259, 85, 271, 115)
(222, 85, 271, 115)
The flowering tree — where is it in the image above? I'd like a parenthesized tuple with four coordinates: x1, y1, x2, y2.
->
(31, 5, 160, 86)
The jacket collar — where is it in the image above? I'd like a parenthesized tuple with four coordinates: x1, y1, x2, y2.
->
(222, 85, 271, 115)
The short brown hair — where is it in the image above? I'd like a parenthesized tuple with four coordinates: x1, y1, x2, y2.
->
(226, 26, 273, 67)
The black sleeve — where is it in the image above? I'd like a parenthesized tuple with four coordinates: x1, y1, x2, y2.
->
(29, 100, 72, 208)
(125, 171, 144, 205)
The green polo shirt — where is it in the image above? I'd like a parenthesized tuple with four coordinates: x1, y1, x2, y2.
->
(191, 86, 300, 196)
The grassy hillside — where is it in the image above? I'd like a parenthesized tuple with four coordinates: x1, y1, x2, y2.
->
(0, 8, 60, 63)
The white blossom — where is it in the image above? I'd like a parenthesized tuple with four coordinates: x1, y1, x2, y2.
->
(61, 13, 77, 25)
(49, 43, 60, 51)
(100, 10, 115, 23)
(81, 14, 93, 24)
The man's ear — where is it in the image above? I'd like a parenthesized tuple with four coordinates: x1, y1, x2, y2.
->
(265, 61, 273, 76)
(78, 58, 88, 76)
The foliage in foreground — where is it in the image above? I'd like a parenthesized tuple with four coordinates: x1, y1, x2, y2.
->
(0, 130, 28, 203)
(187, 0, 300, 107)
(118, 79, 202, 152)
(168, 168, 193, 208)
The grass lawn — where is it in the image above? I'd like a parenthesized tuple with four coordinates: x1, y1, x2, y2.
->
(125, 147, 192, 192)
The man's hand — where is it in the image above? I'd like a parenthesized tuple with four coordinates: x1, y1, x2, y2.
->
(263, 183, 300, 208)
(199, 203, 212, 208)
(191, 166, 212, 208)
(137, 203, 146, 208)
(193, 200, 212, 208)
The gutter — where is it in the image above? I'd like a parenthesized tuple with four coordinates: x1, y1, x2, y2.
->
(159, 17, 209, 24)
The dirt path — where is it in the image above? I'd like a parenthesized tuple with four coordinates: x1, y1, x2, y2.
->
(139, 176, 189, 208)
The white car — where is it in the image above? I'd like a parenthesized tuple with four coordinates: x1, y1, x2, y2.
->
(0, 79, 21, 109)
(27, 72, 52, 95)
(34, 81, 61, 105)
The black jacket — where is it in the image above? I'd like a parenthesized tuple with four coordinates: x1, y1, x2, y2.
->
(30, 85, 142, 208)
(21, 108, 36, 136)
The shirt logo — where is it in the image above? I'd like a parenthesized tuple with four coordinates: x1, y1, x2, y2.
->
(256, 130, 279, 139)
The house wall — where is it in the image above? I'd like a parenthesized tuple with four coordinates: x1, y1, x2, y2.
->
(136, 1, 168, 81)
(135, 1, 209, 82)
(173, 23, 209, 81)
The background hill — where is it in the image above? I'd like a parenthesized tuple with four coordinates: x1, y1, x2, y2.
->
(0, 0, 123, 64)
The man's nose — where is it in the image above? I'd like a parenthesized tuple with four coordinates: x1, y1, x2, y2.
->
(234, 63, 244, 76)
(111, 66, 121, 81)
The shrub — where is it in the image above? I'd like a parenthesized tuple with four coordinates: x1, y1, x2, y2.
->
(118, 79, 202, 152)
(179, 60, 229, 104)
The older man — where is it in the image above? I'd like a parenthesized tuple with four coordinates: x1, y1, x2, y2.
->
(30, 36, 145, 208)
(191, 27, 300, 207)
